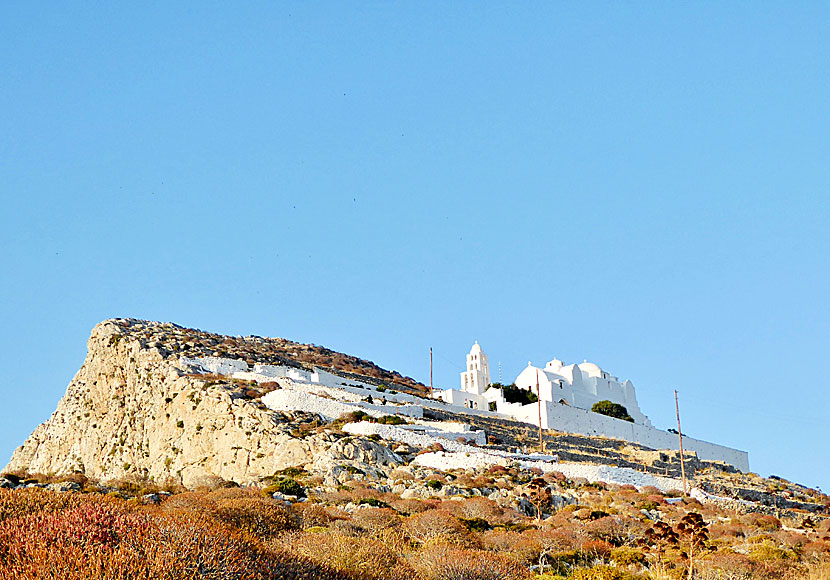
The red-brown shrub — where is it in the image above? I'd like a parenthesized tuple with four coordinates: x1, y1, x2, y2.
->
(351, 507, 402, 535)
(410, 545, 530, 580)
(282, 529, 413, 580)
(405, 510, 471, 545)
(0, 492, 354, 580)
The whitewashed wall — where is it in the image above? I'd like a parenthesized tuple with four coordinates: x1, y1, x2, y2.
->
(510, 401, 749, 471)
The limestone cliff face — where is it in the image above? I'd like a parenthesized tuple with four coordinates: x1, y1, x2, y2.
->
(5, 319, 401, 488)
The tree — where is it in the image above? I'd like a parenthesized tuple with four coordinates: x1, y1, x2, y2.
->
(523, 478, 553, 522)
(492, 382, 538, 405)
(676, 512, 709, 580)
(591, 400, 634, 422)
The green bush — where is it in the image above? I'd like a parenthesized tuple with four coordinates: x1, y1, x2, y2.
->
(459, 517, 492, 532)
(358, 498, 390, 508)
(376, 415, 407, 425)
(492, 383, 538, 405)
(263, 477, 305, 498)
(590, 400, 634, 422)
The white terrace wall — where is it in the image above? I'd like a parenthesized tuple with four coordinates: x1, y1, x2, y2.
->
(509, 401, 749, 471)
(180, 356, 249, 376)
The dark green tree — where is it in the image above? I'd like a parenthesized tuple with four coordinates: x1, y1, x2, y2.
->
(492, 382, 538, 405)
(590, 400, 634, 422)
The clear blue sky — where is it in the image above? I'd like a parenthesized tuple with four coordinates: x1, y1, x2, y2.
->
(2, 4, 829, 490)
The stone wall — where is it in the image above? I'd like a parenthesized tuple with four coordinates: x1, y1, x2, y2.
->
(507, 400, 749, 471)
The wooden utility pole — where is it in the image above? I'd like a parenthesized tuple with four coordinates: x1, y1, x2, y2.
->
(429, 348, 433, 395)
(675, 389, 688, 495)
(536, 369, 545, 453)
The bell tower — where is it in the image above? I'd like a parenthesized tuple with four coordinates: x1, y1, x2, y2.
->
(460, 341, 491, 395)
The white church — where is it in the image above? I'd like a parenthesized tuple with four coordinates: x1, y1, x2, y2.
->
(436, 342, 749, 471)
(439, 341, 650, 426)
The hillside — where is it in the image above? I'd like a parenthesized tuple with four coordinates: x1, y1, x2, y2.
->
(4, 318, 830, 579)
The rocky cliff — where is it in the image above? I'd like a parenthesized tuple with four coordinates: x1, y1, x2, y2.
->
(5, 319, 408, 487)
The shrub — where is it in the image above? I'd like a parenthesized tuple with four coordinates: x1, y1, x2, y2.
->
(284, 529, 412, 580)
(590, 401, 634, 423)
(609, 546, 645, 565)
(263, 476, 306, 498)
(492, 383, 538, 405)
(405, 510, 470, 545)
(459, 517, 491, 532)
(351, 507, 402, 535)
(214, 495, 296, 539)
(0, 488, 81, 523)
(291, 502, 348, 529)
(357, 497, 390, 508)
(410, 545, 530, 580)
(376, 415, 407, 425)
(569, 564, 639, 580)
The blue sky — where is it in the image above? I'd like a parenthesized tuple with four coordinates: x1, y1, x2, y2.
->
(2, 3, 829, 490)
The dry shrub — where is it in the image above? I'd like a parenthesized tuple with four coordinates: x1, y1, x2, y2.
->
(160, 488, 296, 539)
(709, 521, 746, 540)
(481, 528, 523, 553)
(160, 490, 220, 517)
(390, 498, 438, 515)
(389, 468, 416, 481)
(586, 515, 646, 547)
(0, 488, 85, 523)
(317, 488, 359, 505)
(568, 564, 639, 580)
(405, 509, 471, 546)
(749, 540, 796, 562)
(609, 546, 645, 566)
(331, 518, 367, 536)
(213, 495, 295, 539)
(0, 492, 353, 580)
(586, 516, 626, 545)
(756, 514, 782, 530)
(351, 507, 402, 535)
(581, 539, 614, 560)
(546, 471, 567, 483)
(699, 551, 757, 579)
(802, 540, 830, 560)
(773, 529, 809, 550)
(292, 501, 348, 529)
(410, 545, 530, 580)
(456, 497, 514, 525)
(801, 561, 830, 580)
(284, 529, 413, 580)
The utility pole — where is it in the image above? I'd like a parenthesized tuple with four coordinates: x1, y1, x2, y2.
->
(675, 389, 688, 495)
(536, 369, 545, 453)
(429, 347, 433, 395)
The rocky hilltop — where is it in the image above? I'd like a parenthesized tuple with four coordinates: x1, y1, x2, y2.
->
(5, 319, 418, 487)
(7, 318, 829, 521)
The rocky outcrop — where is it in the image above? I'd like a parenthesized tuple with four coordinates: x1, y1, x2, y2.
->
(4, 319, 404, 488)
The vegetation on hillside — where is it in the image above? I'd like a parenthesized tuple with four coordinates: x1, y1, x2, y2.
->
(2, 466, 829, 580)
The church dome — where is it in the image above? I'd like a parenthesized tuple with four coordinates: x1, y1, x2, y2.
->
(578, 361, 602, 377)
(470, 341, 483, 353)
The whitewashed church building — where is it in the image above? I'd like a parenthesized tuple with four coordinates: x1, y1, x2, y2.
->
(513, 359, 651, 426)
(436, 342, 749, 471)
